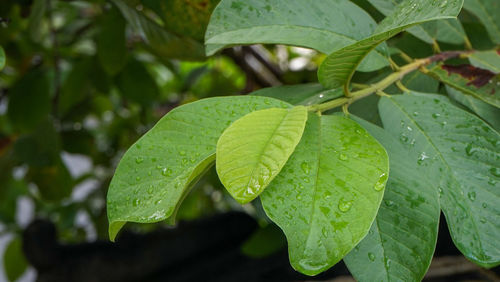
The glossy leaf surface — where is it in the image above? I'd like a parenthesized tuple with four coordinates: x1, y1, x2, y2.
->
(446, 86, 500, 131)
(205, 0, 388, 72)
(469, 50, 500, 73)
(368, 0, 467, 44)
(463, 0, 500, 44)
(318, 0, 463, 89)
(252, 84, 343, 106)
(427, 63, 500, 107)
(107, 96, 290, 240)
(344, 117, 440, 282)
(378, 92, 500, 267)
(261, 113, 389, 276)
(216, 106, 307, 204)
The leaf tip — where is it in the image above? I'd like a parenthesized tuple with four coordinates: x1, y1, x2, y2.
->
(108, 221, 126, 242)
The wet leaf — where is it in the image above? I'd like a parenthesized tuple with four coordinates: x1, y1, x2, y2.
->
(261, 113, 389, 276)
(205, 0, 388, 72)
(107, 96, 290, 241)
(378, 92, 500, 267)
(216, 106, 307, 203)
(427, 63, 500, 107)
(344, 117, 440, 282)
(318, 0, 463, 89)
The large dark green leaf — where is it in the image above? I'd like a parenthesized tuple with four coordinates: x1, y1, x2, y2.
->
(205, 0, 388, 72)
(318, 0, 463, 89)
(469, 50, 500, 73)
(378, 92, 500, 267)
(112, 0, 205, 61)
(427, 63, 500, 107)
(107, 96, 290, 241)
(463, 0, 500, 44)
(252, 84, 343, 106)
(96, 6, 128, 75)
(116, 59, 159, 105)
(261, 113, 389, 276)
(368, 0, 468, 45)
(216, 106, 307, 203)
(344, 117, 440, 282)
(7, 69, 51, 131)
(447, 86, 500, 131)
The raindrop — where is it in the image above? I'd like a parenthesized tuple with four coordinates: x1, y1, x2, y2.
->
(339, 154, 348, 161)
(179, 150, 186, 156)
(133, 199, 141, 207)
(465, 144, 478, 156)
(489, 167, 500, 177)
(432, 113, 441, 119)
(135, 157, 144, 164)
(147, 186, 154, 194)
(480, 217, 487, 224)
(338, 197, 353, 212)
(368, 253, 376, 261)
(162, 168, 172, 176)
(482, 203, 487, 208)
(417, 152, 430, 165)
(301, 161, 310, 174)
(136, 176, 141, 181)
(384, 200, 395, 207)
(467, 191, 476, 201)
(374, 173, 388, 191)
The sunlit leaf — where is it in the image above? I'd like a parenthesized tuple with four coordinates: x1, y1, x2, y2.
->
(378, 92, 500, 267)
(3, 237, 28, 282)
(261, 113, 389, 276)
(318, 0, 463, 89)
(205, 0, 388, 72)
(107, 96, 290, 241)
(216, 106, 307, 204)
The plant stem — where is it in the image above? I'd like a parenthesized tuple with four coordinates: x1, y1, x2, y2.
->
(308, 59, 428, 112)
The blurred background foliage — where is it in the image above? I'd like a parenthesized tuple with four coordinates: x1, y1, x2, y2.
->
(0, 0, 497, 280)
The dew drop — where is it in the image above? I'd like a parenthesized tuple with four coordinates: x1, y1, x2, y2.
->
(480, 217, 487, 224)
(482, 202, 487, 208)
(374, 173, 388, 191)
(368, 253, 376, 261)
(339, 154, 348, 161)
(432, 113, 441, 119)
(147, 186, 154, 194)
(338, 197, 353, 212)
(135, 157, 144, 164)
(467, 191, 476, 201)
(162, 168, 172, 176)
(384, 200, 395, 207)
(136, 176, 141, 181)
(301, 161, 310, 174)
(465, 144, 478, 156)
(179, 150, 186, 156)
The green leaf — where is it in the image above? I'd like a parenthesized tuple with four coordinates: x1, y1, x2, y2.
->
(368, 0, 467, 45)
(3, 237, 28, 282)
(116, 59, 159, 105)
(446, 86, 500, 131)
(143, 0, 220, 42)
(378, 92, 500, 267)
(427, 63, 500, 108)
(112, 0, 205, 61)
(205, 0, 388, 72)
(28, 0, 46, 43)
(216, 106, 307, 204)
(0, 46, 5, 71)
(344, 117, 440, 282)
(469, 50, 500, 73)
(107, 96, 290, 241)
(463, 0, 500, 44)
(59, 59, 93, 115)
(252, 84, 343, 106)
(318, 0, 463, 89)
(261, 113, 389, 276)
(7, 69, 51, 132)
(241, 223, 286, 258)
(96, 6, 127, 75)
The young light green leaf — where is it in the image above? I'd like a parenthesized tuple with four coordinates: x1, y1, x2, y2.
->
(112, 0, 205, 61)
(378, 92, 500, 267)
(427, 63, 500, 108)
(318, 0, 463, 89)
(107, 96, 290, 241)
(469, 50, 500, 73)
(96, 6, 127, 75)
(344, 117, 440, 282)
(205, 0, 388, 72)
(216, 106, 308, 204)
(463, 0, 500, 44)
(446, 86, 500, 131)
(0, 46, 5, 71)
(3, 237, 28, 282)
(252, 83, 343, 106)
(261, 113, 389, 276)
(368, 0, 467, 45)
